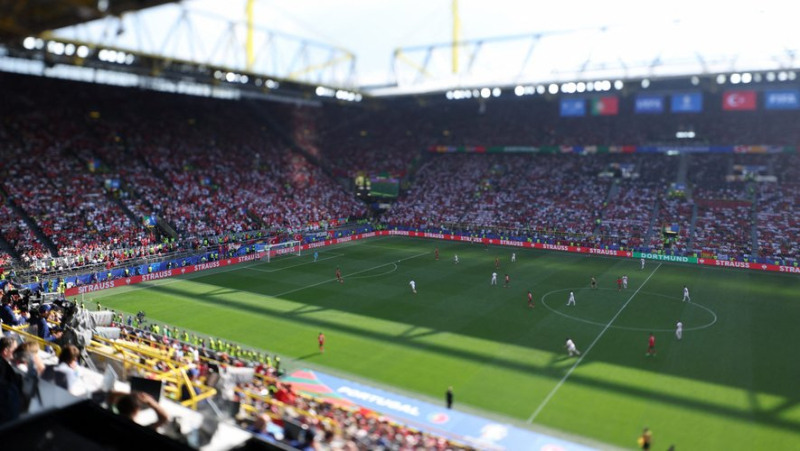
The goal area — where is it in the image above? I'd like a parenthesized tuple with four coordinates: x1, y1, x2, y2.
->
(263, 241, 302, 262)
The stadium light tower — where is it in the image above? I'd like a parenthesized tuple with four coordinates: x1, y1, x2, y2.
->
(246, 0, 255, 71)
(452, 0, 460, 74)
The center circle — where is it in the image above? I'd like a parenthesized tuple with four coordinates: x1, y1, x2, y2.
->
(540, 288, 717, 332)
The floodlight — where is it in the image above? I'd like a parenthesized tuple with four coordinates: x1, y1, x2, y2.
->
(548, 84, 558, 94)
(766, 72, 776, 81)
(614, 80, 623, 90)
(716, 74, 726, 84)
(741, 73, 751, 83)
(77, 45, 89, 58)
(535, 85, 545, 94)
(23, 37, 36, 50)
(778, 71, 788, 81)
(514, 86, 524, 96)
(492, 88, 501, 97)
(730, 73, 740, 84)
(690, 76, 699, 85)
(225, 72, 235, 82)
(480, 88, 490, 98)
(576, 82, 586, 92)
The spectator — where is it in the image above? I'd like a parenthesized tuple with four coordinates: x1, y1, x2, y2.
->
(1, 295, 27, 326)
(12, 340, 45, 376)
(247, 413, 278, 443)
(114, 391, 170, 430)
(53, 344, 85, 395)
(0, 336, 23, 424)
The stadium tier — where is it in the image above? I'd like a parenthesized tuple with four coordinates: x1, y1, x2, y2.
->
(1, 73, 799, 277)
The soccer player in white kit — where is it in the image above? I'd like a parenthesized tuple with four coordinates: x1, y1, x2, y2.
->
(676, 321, 683, 340)
(454, 254, 459, 264)
(511, 252, 516, 263)
(622, 275, 628, 289)
(682, 286, 690, 302)
(565, 337, 581, 356)
(491, 272, 498, 285)
(567, 291, 576, 306)
(641, 258, 645, 270)
(409, 280, 417, 294)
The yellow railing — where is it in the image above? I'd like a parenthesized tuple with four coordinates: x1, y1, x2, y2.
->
(234, 387, 338, 429)
(88, 334, 216, 410)
(1, 323, 62, 355)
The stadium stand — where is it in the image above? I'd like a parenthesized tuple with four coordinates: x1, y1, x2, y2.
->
(1, 73, 799, 270)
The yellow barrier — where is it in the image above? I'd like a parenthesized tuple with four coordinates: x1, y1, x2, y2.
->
(1, 323, 62, 355)
(90, 333, 216, 409)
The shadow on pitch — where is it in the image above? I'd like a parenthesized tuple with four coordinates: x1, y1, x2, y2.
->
(294, 352, 322, 362)
(142, 276, 800, 436)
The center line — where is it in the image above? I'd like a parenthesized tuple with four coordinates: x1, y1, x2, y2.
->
(526, 262, 662, 424)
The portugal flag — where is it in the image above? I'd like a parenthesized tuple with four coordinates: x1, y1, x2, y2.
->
(591, 96, 619, 116)
(722, 91, 757, 111)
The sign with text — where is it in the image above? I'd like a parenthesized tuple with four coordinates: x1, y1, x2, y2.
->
(635, 95, 665, 114)
(764, 89, 800, 110)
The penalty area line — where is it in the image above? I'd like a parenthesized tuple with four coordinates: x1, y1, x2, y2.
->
(526, 263, 662, 424)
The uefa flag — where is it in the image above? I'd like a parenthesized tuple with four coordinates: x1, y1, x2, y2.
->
(591, 96, 619, 116)
(722, 91, 757, 111)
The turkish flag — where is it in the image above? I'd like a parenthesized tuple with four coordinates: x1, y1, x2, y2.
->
(722, 91, 757, 111)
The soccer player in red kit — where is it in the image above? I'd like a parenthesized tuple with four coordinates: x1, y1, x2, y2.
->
(504, 274, 510, 288)
(336, 267, 343, 284)
(435, 248, 439, 260)
(646, 333, 656, 357)
(617, 276, 623, 292)
(527, 291, 534, 308)
(318, 332, 325, 353)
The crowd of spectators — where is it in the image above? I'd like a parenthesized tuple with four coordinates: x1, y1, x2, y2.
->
(110, 319, 469, 450)
(384, 154, 610, 237)
(2, 72, 800, 271)
(756, 184, 799, 261)
(316, 103, 431, 178)
(0, 73, 365, 272)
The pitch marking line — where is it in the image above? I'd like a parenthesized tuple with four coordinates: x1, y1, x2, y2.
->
(269, 251, 429, 298)
(243, 254, 343, 273)
(526, 263, 662, 424)
(540, 288, 718, 332)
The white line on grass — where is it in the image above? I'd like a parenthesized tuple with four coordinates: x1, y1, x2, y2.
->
(242, 254, 343, 273)
(526, 262, 663, 424)
(269, 251, 429, 298)
(86, 240, 385, 300)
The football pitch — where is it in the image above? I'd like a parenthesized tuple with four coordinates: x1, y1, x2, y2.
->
(93, 236, 800, 449)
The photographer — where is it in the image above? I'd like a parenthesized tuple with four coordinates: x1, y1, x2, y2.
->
(1, 294, 28, 326)
(35, 305, 61, 343)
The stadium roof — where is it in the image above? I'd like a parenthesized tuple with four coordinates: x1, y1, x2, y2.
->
(0, 0, 175, 39)
(1, 0, 799, 98)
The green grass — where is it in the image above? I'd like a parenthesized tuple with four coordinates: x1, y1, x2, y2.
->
(92, 236, 800, 449)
